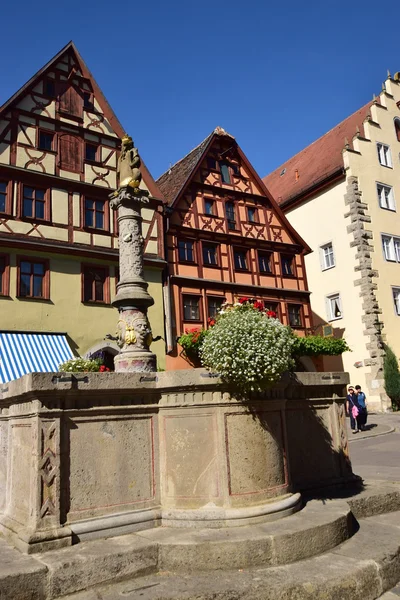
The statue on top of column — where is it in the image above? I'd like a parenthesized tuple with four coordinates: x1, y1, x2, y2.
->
(110, 134, 146, 207)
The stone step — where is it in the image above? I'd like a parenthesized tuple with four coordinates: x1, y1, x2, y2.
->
(58, 513, 400, 600)
(0, 538, 46, 600)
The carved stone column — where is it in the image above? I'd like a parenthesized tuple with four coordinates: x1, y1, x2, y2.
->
(110, 186, 157, 372)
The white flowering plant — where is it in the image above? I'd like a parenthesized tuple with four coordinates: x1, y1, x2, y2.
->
(200, 298, 294, 392)
(58, 357, 110, 372)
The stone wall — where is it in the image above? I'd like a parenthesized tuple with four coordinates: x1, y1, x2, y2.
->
(0, 370, 353, 553)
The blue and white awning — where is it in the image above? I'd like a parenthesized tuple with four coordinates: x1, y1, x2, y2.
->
(0, 333, 74, 384)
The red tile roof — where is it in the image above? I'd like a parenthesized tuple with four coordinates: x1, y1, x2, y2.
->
(263, 101, 374, 207)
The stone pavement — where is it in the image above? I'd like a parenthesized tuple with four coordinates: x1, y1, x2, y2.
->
(348, 412, 400, 482)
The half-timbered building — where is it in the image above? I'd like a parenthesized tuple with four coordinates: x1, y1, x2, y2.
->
(0, 42, 166, 378)
(157, 127, 312, 370)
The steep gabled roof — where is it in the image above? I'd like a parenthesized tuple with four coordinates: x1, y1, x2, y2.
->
(262, 101, 374, 207)
(0, 41, 163, 200)
(156, 127, 311, 253)
(157, 130, 218, 205)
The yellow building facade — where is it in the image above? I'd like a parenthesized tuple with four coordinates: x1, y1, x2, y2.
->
(0, 43, 166, 374)
(264, 73, 400, 411)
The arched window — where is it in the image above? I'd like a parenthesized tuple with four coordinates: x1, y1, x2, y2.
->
(394, 118, 400, 142)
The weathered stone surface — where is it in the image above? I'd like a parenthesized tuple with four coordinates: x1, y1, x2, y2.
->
(348, 484, 400, 518)
(36, 533, 158, 599)
(0, 538, 47, 600)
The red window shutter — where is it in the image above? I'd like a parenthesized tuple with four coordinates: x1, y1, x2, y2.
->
(59, 134, 82, 173)
(58, 83, 83, 118)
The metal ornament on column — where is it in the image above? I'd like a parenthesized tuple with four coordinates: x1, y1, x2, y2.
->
(110, 134, 156, 372)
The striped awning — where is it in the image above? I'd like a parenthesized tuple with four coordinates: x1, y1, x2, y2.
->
(0, 333, 74, 384)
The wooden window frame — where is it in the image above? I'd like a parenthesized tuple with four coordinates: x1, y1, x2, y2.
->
(83, 91, 94, 111)
(17, 257, 50, 300)
(202, 242, 219, 268)
(263, 300, 280, 319)
(85, 142, 100, 163)
(286, 303, 304, 329)
(225, 200, 237, 231)
(177, 238, 196, 264)
(233, 247, 249, 271)
(83, 197, 110, 232)
(207, 296, 225, 318)
(203, 197, 216, 216)
(377, 142, 392, 168)
(20, 184, 50, 222)
(58, 133, 83, 173)
(0, 180, 12, 216)
(0, 254, 10, 297)
(258, 251, 273, 275)
(377, 182, 396, 211)
(81, 264, 110, 304)
(182, 294, 203, 323)
(326, 293, 343, 321)
(219, 161, 232, 185)
(38, 129, 56, 153)
(247, 206, 259, 223)
(281, 254, 296, 278)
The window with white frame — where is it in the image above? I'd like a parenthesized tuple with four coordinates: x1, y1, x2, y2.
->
(393, 287, 400, 315)
(320, 242, 335, 270)
(382, 234, 400, 262)
(377, 183, 395, 210)
(326, 293, 342, 321)
(377, 143, 392, 168)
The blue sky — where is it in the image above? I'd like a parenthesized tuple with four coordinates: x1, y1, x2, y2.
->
(1, 0, 399, 181)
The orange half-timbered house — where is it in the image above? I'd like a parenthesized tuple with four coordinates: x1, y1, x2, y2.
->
(0, 42, 166, 376)
(157, 127, 312, 370)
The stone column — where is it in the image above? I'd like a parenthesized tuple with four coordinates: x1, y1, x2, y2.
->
(110, 186, 156, 372)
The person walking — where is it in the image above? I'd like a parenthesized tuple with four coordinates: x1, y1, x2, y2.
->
(355, 385, 368, 431)
(346, 386, 360, 433)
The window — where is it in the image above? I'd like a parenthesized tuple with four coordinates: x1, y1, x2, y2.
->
(204, 199, 215, 216)
(320, 242, 335, 270)
(326, 293, 342, 321)
(281, 255, 294, 276)
(207, 297, 224, 318)
(83, 266, 108, 303)
(18, 260, 48, 299)
(183, 295, 200, 321)
(38, 131, 54, 151)
(22, 186, 46, 220)
(85, 199, 106, 229)
(288, 304, 302, 328)
(178, 239, 194, 262)
(395, 118, 400, 143)
(264, 301, 279, 316)
(0, 255, 9, 296)
(377, 183, 395, 210)
(85, 143, 98, 162)
(207, 157, 217, 170)
(225, 201, 236, 230)
(258, 252, 272, 274)
(83, 92, 94, 110)
(247, 207, 258, 223)
(219, 162, 231, 184)
(202, 243, 218, 266)
(58, 83, 83, 118)
(44, 79, 55, 97)
(377, 143, 392, 167)
(234, 249, 248, 270)
(0, 181, 8, 213)
(382, 234, 400, 262)
(393, 288, 400, 315)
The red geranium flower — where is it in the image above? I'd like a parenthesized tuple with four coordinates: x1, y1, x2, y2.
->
(207, 317, 216, 327)
(239, 297, 249, 304)
(253, 300, 264, 311)
(266, 310, 277, 318)
(99, 365, 107, 372)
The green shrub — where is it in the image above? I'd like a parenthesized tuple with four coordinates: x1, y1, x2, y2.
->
(292, 335, 350, 357)
(383, 345, 400, 410)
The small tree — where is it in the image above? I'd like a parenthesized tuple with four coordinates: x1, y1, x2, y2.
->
(383, 345, 400, 410)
